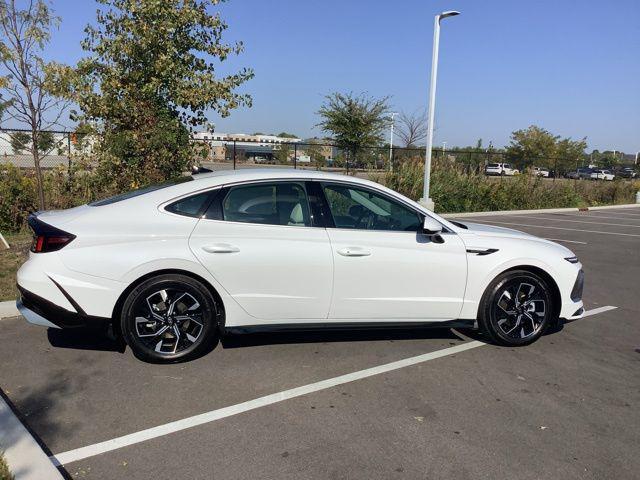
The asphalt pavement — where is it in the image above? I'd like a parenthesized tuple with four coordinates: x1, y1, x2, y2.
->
(0, 207, 638, 479)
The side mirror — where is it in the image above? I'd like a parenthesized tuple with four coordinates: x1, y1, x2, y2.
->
(422, 216, 443, 235)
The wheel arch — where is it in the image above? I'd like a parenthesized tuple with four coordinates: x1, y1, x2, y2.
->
(110, 269, 226, 338)
(481, 265, 562, 320)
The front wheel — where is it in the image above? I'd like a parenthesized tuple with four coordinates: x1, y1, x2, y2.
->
(478, 270, 555, 346)
(120, 274, 219, 363)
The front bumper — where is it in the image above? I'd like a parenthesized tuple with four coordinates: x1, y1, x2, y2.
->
(17, 285, 110, 330)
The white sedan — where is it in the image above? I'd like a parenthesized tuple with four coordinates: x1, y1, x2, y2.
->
(17, 169, 584, 362)
(590, 169, 615, 181)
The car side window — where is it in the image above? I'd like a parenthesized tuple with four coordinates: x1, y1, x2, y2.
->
(165, 191, 213, 217)
(322, 183, 422, 231)
(221, 182, 311, 227)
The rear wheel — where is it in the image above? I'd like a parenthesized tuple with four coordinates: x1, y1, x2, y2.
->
(478, 270, 554, 346)
(120, 274, 219, 362)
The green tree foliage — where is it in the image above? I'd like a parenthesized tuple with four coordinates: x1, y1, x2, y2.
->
(52, 0, 253, 189)
(0, 0, 69, 209)
(9, 130, 55, 154)
(506, 125, 587, 173)
(316, 92, 390, 165)
(274, 142, 291, 164)
(276, 132, 298, 138)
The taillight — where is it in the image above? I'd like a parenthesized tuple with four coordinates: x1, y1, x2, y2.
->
(28, 213, 76, 253)
(31, 234, 75, 253)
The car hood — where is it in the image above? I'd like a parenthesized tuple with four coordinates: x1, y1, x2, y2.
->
(459, 222, 538, 239)
(457, 221, 575, 256)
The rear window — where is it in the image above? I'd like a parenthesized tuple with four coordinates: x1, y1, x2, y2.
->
(165, 190, 215, 217)
(487, 163, 500, 168)
(89, 177, 193, 206)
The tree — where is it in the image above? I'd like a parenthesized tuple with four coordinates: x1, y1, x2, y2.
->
(0, 0, 69, 209)
(303, 139, 326, 169)
(276, 132, 297, 138)
(273, 142, 291, 164)
(53, 0, 253, 188)
(506, 125, 559, 169)
(555, 137, 587, 172)
(316, 92, 390, 165)
(506, 125, 587, 173)
(395, 109, 427, 147)
(9, 129, 55, 154)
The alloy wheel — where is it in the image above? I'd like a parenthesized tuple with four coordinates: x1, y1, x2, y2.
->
(493, 281, 547, 340)
(132, 287, 205, 355)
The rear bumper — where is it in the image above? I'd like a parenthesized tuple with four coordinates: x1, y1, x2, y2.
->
(17, 285, 110, 330)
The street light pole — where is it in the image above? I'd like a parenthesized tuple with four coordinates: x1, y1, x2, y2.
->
(389, 112, 398, 171)
(420, 10, 460, 211)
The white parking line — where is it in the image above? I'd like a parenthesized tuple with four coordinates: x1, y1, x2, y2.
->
(542, 238, 587, 245)
(50, 341, 484, 466)
(515, 215, 640, 228)
(49, 305, 618, 466)
(582, 305, 617, 317)
(587, 210, 640, 217)
(466, 219, 640, 237)
(548, 212, 640, 222)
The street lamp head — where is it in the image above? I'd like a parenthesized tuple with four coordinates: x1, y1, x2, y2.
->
(438, 10, 460, 21)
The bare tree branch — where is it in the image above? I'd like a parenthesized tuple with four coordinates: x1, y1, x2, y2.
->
(395, 109, 428, 148)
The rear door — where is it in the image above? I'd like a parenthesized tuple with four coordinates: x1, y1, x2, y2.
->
(189, 181, 333, 321)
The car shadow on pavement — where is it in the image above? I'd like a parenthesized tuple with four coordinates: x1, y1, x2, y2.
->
(221, 326, 462, 349)
(47, 327, 126, 353)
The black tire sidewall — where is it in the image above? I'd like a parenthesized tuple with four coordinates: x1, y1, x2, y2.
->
(121, 274, 217, 363)
(480, 271, 553, 346)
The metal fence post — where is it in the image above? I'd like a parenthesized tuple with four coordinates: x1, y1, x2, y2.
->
(294, 143, 297, 169)
(67, 132, 72, 170)
(233, 140, 236, 170)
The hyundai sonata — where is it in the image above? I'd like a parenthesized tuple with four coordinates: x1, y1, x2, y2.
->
(17, 169, 584, 362)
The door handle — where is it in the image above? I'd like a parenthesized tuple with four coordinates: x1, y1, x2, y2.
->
(202, 243, 240, 254)
(337, 247, 371, 257)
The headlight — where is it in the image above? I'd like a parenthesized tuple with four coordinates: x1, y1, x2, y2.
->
(564, 256, 579, 264)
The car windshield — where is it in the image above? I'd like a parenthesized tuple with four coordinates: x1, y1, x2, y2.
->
(89, 176, 193, 206)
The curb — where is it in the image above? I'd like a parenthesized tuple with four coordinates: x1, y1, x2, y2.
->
(441, 203, 640, 219)
(0, 301, 18, 320)
(0, 393, 64, 480)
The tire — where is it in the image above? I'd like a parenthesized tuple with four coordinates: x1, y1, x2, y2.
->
(478, 270, 555, 346)
(120, 274, 219, 363)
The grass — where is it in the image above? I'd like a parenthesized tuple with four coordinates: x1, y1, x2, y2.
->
(0, 452, 14, 480)
(0, 232, 31, 302)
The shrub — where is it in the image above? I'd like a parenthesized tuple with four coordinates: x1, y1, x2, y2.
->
(0, 164, 38, 232)
(380, 159, 639, 213)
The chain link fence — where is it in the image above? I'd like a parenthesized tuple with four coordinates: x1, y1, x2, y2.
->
(1, 128, 637, 181)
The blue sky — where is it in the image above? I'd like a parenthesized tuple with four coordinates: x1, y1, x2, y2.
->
(44, 0, 639, 152)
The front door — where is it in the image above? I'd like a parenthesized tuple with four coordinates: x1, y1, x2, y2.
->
(189, 181, 333, 321)
(319, 182, 467, 321)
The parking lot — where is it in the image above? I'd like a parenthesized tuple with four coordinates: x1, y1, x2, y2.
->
(0, 206, 639, 479)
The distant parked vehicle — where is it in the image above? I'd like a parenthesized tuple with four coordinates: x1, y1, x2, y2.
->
(532, 167, 550, 177)
(590, 169, 615, 181)
(618, 167, 637, 179)
(485, 163, 518, 176)
(578, 168, 595, 179)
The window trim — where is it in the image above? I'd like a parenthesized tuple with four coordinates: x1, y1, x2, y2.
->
(160, 187, 222, 219)
(206, 180, 316, 229)
(316, 180, 450, 234)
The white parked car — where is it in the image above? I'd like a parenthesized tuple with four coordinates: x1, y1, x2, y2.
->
(532, 167, 550, 177)
(485, 163, 519, 176)
(590, 169, 615, 181)
(17, 170, 584, 362)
